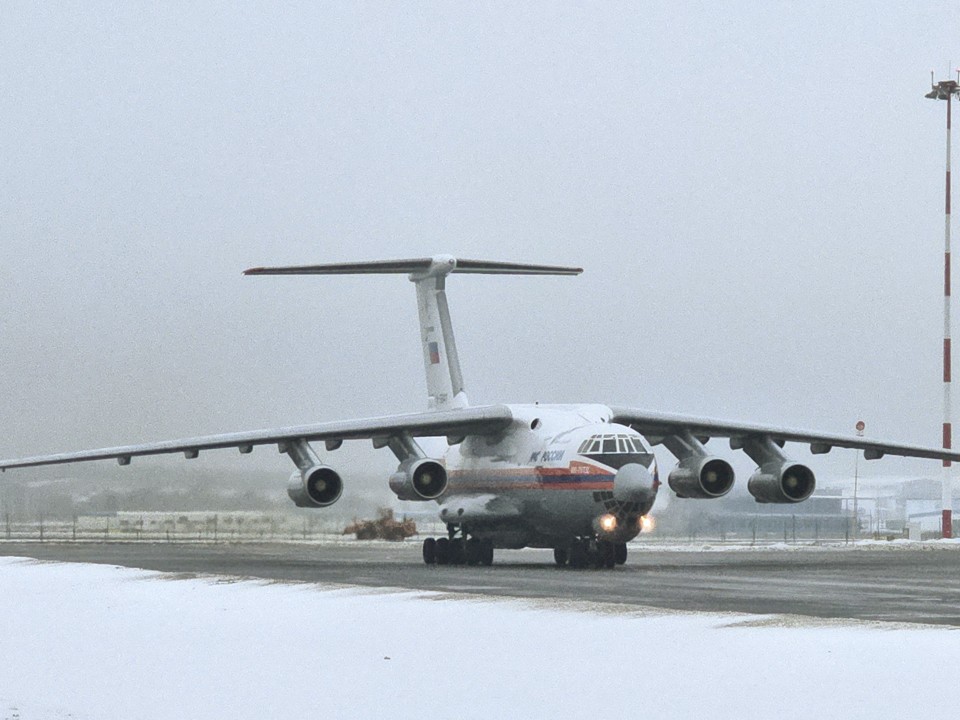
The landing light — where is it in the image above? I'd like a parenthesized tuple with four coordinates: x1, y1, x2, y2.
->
(640, 515, 655, 533)
(599, 514, 617, 532)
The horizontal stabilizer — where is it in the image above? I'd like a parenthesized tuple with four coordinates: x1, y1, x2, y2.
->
(243, 254, 580, 412)
(244, 256, 582, 277)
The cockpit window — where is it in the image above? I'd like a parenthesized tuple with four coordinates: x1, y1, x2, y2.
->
(578, 434, 649, 455)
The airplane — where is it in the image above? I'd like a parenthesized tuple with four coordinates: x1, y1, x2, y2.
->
(2, 254, 959, 569)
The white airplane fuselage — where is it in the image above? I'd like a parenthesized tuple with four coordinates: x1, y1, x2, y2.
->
(435, 404, 659, 548)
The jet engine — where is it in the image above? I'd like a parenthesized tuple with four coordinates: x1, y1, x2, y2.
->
(667, 456, 735, 499)
(287, 465, 344, 508)
(389, 458, 448, 501)
(747, 461, 816, 503)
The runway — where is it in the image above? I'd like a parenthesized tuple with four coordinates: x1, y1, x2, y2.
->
(3, 540, 960, 626)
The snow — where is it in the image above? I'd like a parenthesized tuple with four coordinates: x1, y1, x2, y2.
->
(0, 557, 954, 720)
(629, 536, 960, 552)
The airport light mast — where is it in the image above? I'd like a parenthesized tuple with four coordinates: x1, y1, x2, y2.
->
(926, 72, 960, 539)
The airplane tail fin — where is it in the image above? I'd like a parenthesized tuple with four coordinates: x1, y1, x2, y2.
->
(245, 255, 582, 410)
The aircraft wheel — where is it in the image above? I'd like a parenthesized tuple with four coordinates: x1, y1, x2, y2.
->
(465, 538, 482, 566)
(615, 543, 628, 565)
(569, 541, 587, 569)
(480, 540, 494, 566)
(435, 537, 450, 565)
(422, 537, 437, 565)
(553, 547, 568, 567)
(601, 541, 616, 569)
(450, 539, 466, 565)
(590, 544, 605, 569)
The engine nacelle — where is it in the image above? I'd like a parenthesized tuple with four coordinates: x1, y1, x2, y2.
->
(668, 456, 735, 499)
(287, 465, 344, 508)
(747, 461, 816, 503)
(389, 458, 448, 501)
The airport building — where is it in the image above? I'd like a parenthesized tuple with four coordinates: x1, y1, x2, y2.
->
(655, 479, 960, 541)
(832, 478, 960, 537)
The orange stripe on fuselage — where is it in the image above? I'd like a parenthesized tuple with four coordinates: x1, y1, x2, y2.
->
(448, 461, 614, 492)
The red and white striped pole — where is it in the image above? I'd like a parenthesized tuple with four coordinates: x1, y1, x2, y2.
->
(945, 87, 953, 540)
(927, 74, 960, 539)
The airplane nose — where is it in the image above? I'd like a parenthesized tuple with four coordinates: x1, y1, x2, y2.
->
(613, 463, 657, 503)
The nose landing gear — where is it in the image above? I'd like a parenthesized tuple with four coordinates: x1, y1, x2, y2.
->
(554, 539, 627, 569)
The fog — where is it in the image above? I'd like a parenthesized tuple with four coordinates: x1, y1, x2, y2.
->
(0, 2, 957, 498)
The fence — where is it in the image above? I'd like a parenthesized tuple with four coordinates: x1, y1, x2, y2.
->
(0, 512, 931, 545)
(0, 513, 360, 544)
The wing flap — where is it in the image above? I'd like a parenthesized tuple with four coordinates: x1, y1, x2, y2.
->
(0, 405, 514, 471)
(610, 407, 960, 462)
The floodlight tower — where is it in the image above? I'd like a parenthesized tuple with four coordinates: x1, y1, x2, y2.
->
(926, 72, 960, 539)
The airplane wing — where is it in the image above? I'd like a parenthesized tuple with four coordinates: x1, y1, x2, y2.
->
(609, 407, 960, 462)
(0, 405, 514, 471)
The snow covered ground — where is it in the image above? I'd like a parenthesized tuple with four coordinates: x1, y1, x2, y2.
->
(629, 537, 960, 552)
(0, 556, 954, 720)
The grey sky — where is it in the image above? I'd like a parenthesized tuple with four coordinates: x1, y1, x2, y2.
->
(1, 2, 958, 488)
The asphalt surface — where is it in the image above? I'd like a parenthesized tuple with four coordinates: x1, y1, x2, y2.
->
(3, 541, 960, 626)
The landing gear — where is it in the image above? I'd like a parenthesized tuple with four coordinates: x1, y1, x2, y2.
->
(559, 538, 623, 570)
(466, 538, 482, 566)
(435, 537, 450, 565)
(449, 539, 466, 565)
(568, 539, 588, 569)
(422, 528, 494, 567)
(614, 542, 628, 565)
(599, 541, 616, 569)
(422, 537, 436, 564)
(480, 540, 494, 566)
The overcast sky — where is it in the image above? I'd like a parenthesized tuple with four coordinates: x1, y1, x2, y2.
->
(1, 2, 958, 487)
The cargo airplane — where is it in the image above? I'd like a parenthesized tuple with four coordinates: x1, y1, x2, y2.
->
(3, 256, 958, 568)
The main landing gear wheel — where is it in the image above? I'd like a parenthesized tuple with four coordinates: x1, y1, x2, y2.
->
(553, 547, 568, 567)
(435, 537, 451, 565)
(466, 538, 482, 566)
(422, 534, 493, 566)
(449, 539, 466, 565)
(422, 537, 437, 565)
(480, 539, 494, 566)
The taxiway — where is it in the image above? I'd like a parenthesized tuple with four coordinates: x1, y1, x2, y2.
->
(2, 541, 959, 625)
